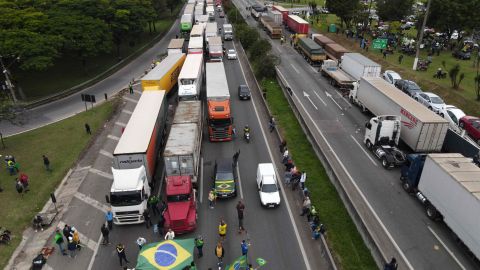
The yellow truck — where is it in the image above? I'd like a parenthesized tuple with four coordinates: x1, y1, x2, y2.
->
(141, 53, 186, 93)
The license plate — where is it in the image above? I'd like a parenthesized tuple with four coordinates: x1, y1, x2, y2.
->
(268, 204, 275, 208)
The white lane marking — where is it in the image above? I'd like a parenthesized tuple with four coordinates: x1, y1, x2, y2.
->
(89, 168, 113, 180)
(122, 109, 133, 115)
(74, 192, 109, 213)
(350, 135, 378, 167)
(338, 92, 351, 106)
(236, 163, 244, 199)
(87, 224, 105, 270)
(277, 68, 413, 269)
(114, 121, 127, 127)
(303, 91, 318, 110)
(275, 46, 282, 53)
(313, 91, 327, 106)
(325, 91, 343, 110)
(290, 63, 300, 74)
(57, 221, 97, 251)
(99, 149, 113, 159)
(428, 226, 467, 270)
(234, 41, 312, 270)
(107, 134, 120, 141)
(123, 96, 138, 104)
(199, 157, 204, 204)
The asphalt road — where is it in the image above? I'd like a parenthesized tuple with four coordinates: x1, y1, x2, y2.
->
(0, 16, 181, 137)
(231, 0, 480, 269)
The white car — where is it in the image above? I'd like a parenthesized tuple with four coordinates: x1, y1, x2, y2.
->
(227, 49, 237, 60)
(414, 92, 446, 115)
(256, 163, 280, 208)
(442, 105, 466, 133)
(383, 70, 402, 84)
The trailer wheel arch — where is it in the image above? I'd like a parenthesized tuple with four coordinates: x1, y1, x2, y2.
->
(425, 203, 441, 221)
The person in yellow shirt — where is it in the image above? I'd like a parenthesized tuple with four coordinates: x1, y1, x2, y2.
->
(218, 219, 227, 241)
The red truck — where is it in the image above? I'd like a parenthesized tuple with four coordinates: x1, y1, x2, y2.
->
(272, 5, 289, 24)
(286, 15, 309, 35)
(163, 176, 197, 233)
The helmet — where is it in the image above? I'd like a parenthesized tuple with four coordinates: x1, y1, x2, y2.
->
(245, 125, 249, 128)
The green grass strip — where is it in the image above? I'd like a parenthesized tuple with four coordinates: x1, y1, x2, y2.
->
(262, 79, 377, 270)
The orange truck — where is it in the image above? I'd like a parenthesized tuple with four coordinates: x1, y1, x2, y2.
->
(141, 53, 186, 93)
(206, 62, 233, 141)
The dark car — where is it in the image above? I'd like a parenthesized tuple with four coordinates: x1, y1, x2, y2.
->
(394, 79, 423, 97)
(459, 116, 480, 145)
(238, 85, 251, 100)
(213, 159, 237, 198)
(452, 50, 471, 60)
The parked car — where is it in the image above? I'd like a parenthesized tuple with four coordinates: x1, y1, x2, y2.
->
(459, 116, 480, 145)
(414, 92, 446, 115)
(219, 11, 225, 18)
(394, 79, 422, 97)
(213, 159, 237, 198)
(383, 70, 402, 84)
(441, 105, 466, 133)
(256, 163, 281, 208)
(238, 85, 251, 100)
(452, 50, 471, 60)
(227, 49, 237, 60)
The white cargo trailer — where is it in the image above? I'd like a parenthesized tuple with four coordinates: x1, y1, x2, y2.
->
(167, 39, 185, 55)
(178, 54, 204, 100)
(352, 77, 449, 152)
(267, 10, 282, 25)
(188, 36, 204, 54)
(340, 53, 381, 81)
(205, 22, 218, 38)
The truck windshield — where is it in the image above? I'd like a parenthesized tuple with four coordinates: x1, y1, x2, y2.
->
(261, 184, 278, 193)
(167, 194, 190, 202)
(216, 172, 234, 180)
(110, 191, 142, 206)
(209, 118, 231, 127)
(181, 79, 195, 85)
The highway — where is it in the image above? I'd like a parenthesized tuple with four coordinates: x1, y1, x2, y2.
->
(231, 0, 480, 269)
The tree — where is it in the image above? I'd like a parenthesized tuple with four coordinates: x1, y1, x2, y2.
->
(254, 54, 277, 79)
(475, 74, 480, 101)
(325, 0, 361, 29)
(166, 0, 176, 15)
(448, 64, 465, 89)
(249, 39, 271, 59)
(429, 0, 480, 32)
(377, 0, 414, 22)
(236, 25, 259, 50)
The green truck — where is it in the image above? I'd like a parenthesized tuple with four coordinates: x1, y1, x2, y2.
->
(296, 37, 326, 66)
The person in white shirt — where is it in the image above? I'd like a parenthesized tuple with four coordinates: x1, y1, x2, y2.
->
(300, 171, 307, 190)
(136, 237, 146, 250)
(164, 229, 175, 240)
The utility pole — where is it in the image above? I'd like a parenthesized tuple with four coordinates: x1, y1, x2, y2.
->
(413, 0, 432, 71)
(0, 56, 18, 103)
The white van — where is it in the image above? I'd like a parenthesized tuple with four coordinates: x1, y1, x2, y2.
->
(256, 163, 281, 208)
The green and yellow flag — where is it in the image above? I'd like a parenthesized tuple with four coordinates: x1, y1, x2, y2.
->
(136, 239, 194, 270)
(225, 255, 247, 270)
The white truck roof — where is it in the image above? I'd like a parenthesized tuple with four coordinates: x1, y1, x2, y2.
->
(111, 167, 145, 191)
(164, 123, 198, 156)
(168, 39, 184, 50)
(179, 54, 203, 80)
(173, 101, 202, 125)
(362, 77, 447, 123)
(206, 62, 229, 100)
(181, 14, 193, 23)
(205, 22, 218, 35)
(190, 25, 204, 37)
(114, 91, 166, 155)
(208, 36, 222, 46)
(142, 53, 185, 81)
(188, 36, 203, 49)
(343, 53, 379, 67)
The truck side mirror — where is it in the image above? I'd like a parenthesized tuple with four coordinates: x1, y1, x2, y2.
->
(105, 195, 110, 204)
(365, 123, 371, 129)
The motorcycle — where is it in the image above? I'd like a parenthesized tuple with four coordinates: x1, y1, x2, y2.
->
(0, 227, 11, 245)
(244, 131, 250, 143)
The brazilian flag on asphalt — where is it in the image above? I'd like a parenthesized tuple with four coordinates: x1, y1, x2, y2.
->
(225, 255, 247, 270)
(136, 239, 194, 270)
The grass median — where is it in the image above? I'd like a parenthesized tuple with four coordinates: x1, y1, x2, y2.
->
(262, 79, 376, 270)
(0, 100, 116, 269)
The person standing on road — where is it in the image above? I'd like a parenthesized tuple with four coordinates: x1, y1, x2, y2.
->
(241, 240, 249, 256)
(300, 196, 311, 216)
(384, 257, 398, 270)
(157, 215, 165, 236)
(116, 243, 130, 267)
(62, 224, 71, 240)
(85, 123, 91, 135)
(208, 190, 216, 209)
(106, 209, 113, 230)
(143, 208, 152, 228)
(54, 229, 67, 256)
(236, 201, 245, 233)
(214, 241, 225, 266)
(233, 150, 240, 167)
(299, 171, 307, 190)
(194, 236, 204, 258)
(42, 155, 51, 171)
(136, 237, 147, 250)
(129, 83, 134, 94)
(218, 219, 227, 241)
(148, 195, 160, 216)
(282, 148, 289, 164)
(67, 237, 77, 258)
(268, 117, 276, 132)
(165, 229, 175, 240)
(101, 224, 110, 245)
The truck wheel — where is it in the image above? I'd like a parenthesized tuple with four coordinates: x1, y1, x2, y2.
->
(381, 157, 390, 169)
(459, 122, 464, 128)
(426, 204, 439, 220)
(402, 181, 412, 193)
(365, 140, 372, 150)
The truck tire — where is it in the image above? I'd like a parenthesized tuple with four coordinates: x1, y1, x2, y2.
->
(365, 140, 372, 150)
(426, 204, 439, 220)
(402, 181, 412, 193)
(459, 122, 465, 128)
(381, 157, 390, 169)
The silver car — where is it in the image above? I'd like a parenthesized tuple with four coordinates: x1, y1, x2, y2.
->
(227, 49, 237, 60)
(414, 92, 446, 115)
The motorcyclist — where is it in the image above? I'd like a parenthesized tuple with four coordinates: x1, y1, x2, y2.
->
(243, 125, 250, 134)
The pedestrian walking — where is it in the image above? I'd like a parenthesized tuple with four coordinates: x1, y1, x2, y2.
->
(106, 209, 113, 230)
(285, 159, 294, 172)
(300, 196, 311, 216)
(236, 201, 245, 233)
(13, 161, 20, 173)
(7, 159, 15, 175)
(85, 123, 91, 135)
(279, 140, 287, 154)
(398, 54, 404, 64)
(19, 173, 29, 192)
(241, 240, 249, 256)
(194, 236, 204, 258)
(384, 257, 398, 270)
(129, 83, 134, 94)
(218, 219, 227, 241)
(284, 170, 292, 186)
(67, 237, 77, 258)
(307, 205, 317, 222)
(71, 227, 81, 250)
(42, 155, 51, 171)
(214, 241, 225, 266)
(101, 224, 110, 245)
(148, 195, 160, 216)
(282, 148, 289, 164)
(116, 243, 130, 266)
(165, 229, 175, 240)
(383, 50, 387, 59)
(233, 150, 240, 167)
(54, 229, 67, 256)
(208, 189, 216, 209)
(268, 117, 276, 132)
(62, 224, 71, 240)
(143, 208, 152, 228)
(136, 237, 147, 250)
(15, 179, 23, 196)
(300, 171, 307, 190)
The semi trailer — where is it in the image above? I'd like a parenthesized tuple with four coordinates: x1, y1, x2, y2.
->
(178, 54, 204, 100)
(141, 53, 186, 93)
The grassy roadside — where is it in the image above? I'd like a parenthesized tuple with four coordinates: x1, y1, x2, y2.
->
(0, 100, 116, 268)
(262, 80, 376, 269)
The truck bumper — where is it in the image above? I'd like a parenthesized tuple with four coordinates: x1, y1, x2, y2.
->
(113, 215, 144, 225)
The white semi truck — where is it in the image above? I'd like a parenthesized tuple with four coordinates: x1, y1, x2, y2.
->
(340, 52, 381, 81)
(205, 22, 218, 39)
(207, 36, 223, 62)
(188, 36, 204, 54)
(178, 54, 204, 100)
(351, 77, 449, 152)
(108, 91, 168, 225)
(223, 24, 233, 41)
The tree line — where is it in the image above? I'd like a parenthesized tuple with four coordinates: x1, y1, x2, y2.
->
(0, 0, 178, 72)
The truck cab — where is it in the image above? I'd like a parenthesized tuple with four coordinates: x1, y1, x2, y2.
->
(400, 154, 426, 192)
(108, 167, 150, 225)
(364, 115, 406, 169)
(223, 24, 233, 41)
(163, 175, 197, 234)
(256, 163, 281, 208)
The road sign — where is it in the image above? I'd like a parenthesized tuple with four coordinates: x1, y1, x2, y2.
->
(372, 38, 388, 49)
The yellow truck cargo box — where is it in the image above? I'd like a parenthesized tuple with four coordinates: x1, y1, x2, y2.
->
(141, 53, 186, 93)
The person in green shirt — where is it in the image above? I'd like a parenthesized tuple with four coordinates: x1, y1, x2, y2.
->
(53, 229, 67, 255)
(194, 236, 204, 258)
(148, 195, 160, 215)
